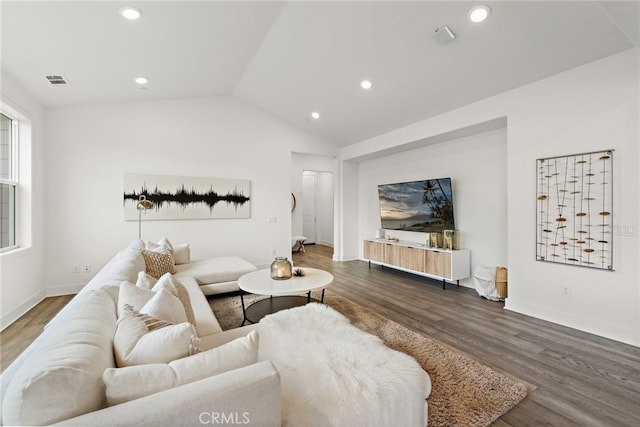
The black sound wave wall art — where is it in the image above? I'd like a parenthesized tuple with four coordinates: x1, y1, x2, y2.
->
(536, 150, 613, 270)
(123, 173, 251, 220)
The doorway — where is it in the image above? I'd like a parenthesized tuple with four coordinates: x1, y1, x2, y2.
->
(302, 170, 333, 247)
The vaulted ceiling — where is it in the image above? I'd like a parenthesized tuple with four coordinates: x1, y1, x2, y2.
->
(2, 1, 638, 146)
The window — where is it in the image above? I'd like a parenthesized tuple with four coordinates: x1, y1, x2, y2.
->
(1, 112, 17, 250)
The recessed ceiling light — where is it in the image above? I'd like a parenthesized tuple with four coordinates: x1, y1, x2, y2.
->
(119, 6, 142, 21)
(360, 80, 372, 90)
(310, 112, 320, 120)
(135, 76, 148, 85)
(469, 5, 491, 23)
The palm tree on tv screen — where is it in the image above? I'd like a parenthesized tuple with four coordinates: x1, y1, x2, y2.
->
(422, 179, 454, 227)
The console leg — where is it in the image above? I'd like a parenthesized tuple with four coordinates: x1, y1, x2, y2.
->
(442, 279, 446, 290)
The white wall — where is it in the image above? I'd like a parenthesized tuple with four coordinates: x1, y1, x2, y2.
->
(290, 153, 336, 247)
(358, 128, 508, 287)
(341, 48, 640, 346)
(44, 96, 338, 293)
(0, 74, 46, 329)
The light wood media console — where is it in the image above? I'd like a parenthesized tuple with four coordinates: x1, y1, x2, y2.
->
(363, 239, 470, 289)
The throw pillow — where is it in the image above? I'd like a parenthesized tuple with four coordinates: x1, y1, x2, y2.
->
(118, 282, 188, 324)
(113, 306, 199, 368)
(141, 249, 176, 278)
(136, 271, 158, 290)
(173, 243, 191, 265)
(117, 281, 154, 316)
(104, 330, 259, 405)
(140, 288, 188, 325)
(124, 304, 173, 331)
(152, 273, 196, 327)
(158, 236, 174, 253)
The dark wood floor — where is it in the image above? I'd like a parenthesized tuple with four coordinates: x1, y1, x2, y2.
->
(3, 244, 639, 426)
(294, 245, 640, 427)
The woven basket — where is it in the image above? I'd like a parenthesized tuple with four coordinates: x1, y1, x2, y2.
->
(495, 266, 508, 298)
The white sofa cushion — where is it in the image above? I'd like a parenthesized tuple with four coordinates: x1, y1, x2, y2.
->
(178, 276, 223, 336)
(113, 306, 199, 367)
(1, 290, 117, 426)
(104, 330, 259, 405)
(174, 256, 256, 285)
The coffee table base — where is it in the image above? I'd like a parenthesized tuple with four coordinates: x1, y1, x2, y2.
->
(240, 291, 324, 325)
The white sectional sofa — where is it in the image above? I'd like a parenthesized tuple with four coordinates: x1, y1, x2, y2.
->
(0, 240, 277, 426)
(0, 239, 431, 426)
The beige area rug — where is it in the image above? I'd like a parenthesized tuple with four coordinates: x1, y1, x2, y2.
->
(209, 292, 528, 427)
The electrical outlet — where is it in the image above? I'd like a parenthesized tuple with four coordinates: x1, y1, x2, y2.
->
(72, 265, 81, 274)
(617, 225, 636, 236)
(562, 287, 571, 297)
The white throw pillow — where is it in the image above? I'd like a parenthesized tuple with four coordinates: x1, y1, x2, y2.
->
(117, 281, 154, 316)
(151, 273, 195, 326)
(104, 330, 258, 405)
(136, 271, 158, 290)
(158, 236, 174, 253)
(140, 288, 187, 325)
(113, 307, 198, 368)
(173, 243, 191, 265)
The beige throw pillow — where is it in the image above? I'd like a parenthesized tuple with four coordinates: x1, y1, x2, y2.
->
(104, 330, 259, 405)
(141, 249, 176, 278)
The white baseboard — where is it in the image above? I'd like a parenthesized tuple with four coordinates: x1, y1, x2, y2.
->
(46, 284, 83, 296)
(506, 298, 639, 347)
(1, 289, 46, 331)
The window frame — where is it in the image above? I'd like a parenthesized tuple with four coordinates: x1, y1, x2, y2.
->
(1, 111, 19, 252)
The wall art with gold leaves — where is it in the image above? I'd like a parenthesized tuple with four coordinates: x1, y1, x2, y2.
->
(536, 150, 614, 270)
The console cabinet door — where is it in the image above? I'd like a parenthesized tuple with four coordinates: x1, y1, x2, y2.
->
(398, 246, 425, 271)
(383, 243, 401, 265)
(363, 241, 385, 263)
(424, 250, 452, 279)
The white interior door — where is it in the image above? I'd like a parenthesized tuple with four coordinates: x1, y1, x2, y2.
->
(302, 173, 317, 244)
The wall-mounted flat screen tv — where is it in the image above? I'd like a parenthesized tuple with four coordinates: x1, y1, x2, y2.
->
(378, 177, 455, 232)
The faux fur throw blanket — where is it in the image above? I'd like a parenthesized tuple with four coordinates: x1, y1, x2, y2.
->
(257, 303, 431, 427)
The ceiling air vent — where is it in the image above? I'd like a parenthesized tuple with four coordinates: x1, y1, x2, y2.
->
(46, 75, 68, 85)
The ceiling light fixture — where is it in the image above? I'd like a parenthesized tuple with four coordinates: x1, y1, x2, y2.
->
(119, 6, 142, 21)
(469, 5, 491, 23)
(135, 76, 148, 85)
(310, 112, 320, 120)
(360, 80, 372, 90)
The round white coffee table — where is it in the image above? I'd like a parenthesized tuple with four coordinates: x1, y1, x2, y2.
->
(238, 268, 334, 325)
